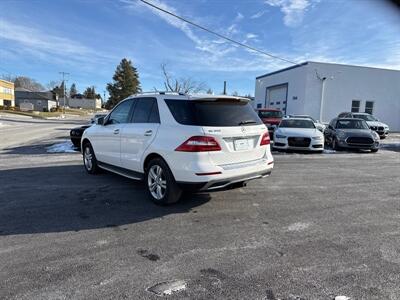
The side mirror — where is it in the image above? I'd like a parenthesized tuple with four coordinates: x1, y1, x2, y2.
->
(96, 117, 105, 125)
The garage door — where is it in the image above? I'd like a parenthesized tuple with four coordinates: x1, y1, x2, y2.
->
(266, 84, 287, 114)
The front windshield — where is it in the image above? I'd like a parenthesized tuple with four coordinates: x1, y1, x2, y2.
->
(336, 119, 369, 129)
(279, 119, 315, 128)
(258, 110, 283, 118)
(353, 114, 377, 121)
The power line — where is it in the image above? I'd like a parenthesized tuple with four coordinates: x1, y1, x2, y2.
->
(139, 0, 298, 65)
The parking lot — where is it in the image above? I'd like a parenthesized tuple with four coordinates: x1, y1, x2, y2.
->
(1, 114, 399, 300)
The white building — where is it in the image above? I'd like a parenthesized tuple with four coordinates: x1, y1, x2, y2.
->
(254, 61, 400, 131)
(68, 97, 102, 110)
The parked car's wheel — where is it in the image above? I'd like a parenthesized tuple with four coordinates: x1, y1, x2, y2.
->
(83, 142, 100, 174)
(332, 138, 340, 150)
(146, 158, 182, 205)
(371, 148, 379, 153)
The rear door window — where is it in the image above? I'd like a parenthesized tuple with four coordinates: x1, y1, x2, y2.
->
(165, 99, 262, 126)
(131, 98, 160, 123)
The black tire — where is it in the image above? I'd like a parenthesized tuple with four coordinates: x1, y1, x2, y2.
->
(380, 136, 386, 140)
(82, 142, 100, 174)
(145, 158, 182, 205)
(371, 148, 379, 153)
(332, 138, 340, 150)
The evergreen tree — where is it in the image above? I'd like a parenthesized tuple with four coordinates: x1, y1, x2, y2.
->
(106, 58, 141, 108)
(69, 83, 78, 98)
(52, 81, 66, 100)
(83, 86, 96, 99)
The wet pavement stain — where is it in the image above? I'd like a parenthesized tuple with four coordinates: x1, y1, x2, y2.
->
(137, 249, 160, 261)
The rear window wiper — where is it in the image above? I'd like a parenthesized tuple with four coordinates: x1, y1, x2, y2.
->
(238, 120, 257, 125)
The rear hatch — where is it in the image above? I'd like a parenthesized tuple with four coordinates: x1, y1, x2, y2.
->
(165, 97, 267, 165)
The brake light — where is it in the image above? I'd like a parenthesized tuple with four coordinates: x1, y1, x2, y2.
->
(260, 131, 270, 146)
(175, 136, 222, 152)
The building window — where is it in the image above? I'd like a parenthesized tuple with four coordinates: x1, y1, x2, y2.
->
(351, 100, 360, 112)
(365, 101, 374, 114)
(257, 103, 262, 108)
(270, 102, 274, 105)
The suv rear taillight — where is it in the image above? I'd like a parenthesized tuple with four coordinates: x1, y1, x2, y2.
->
(175, 136, 221, 152)
(260, 132, 270, 146)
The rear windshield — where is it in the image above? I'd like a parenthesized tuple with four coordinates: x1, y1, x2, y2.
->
(290, 115, 316, 123)
(353, 114, 377, 121)
(258, 110, 283, 118)
(165, 99, 262, 126)
(279, 119, 315, 128)
(336, 119, 369, 129)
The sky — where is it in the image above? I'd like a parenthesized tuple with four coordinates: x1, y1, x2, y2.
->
(1, 0, 400, 98)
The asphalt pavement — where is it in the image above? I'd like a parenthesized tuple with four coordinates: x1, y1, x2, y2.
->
(0, 115, 399, 300)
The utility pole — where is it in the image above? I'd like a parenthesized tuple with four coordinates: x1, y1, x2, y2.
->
(59, 71, 69, 118)
(223, 81, 227, 95)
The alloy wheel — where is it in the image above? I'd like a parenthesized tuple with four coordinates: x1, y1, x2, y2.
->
(147, 165, 167, 200)
(84, 146, 93, 171)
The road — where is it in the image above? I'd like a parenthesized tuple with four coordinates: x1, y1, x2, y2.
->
(0, 115, 399, 299)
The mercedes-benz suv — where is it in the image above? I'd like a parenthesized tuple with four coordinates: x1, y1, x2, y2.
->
(81, 93, 274, 205)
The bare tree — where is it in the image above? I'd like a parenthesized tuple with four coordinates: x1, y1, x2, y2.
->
(13, 76, 45, 91)
(160, 63, 208, 94)
(0, 74, 14, 82)
(46, 81, 59, 91)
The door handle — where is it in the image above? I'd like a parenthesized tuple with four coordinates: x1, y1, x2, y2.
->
(144, 130, 153, 136)
(114, 129, 120, 134)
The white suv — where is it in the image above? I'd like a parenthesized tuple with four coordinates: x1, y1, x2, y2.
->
(81, 93, 274, 204)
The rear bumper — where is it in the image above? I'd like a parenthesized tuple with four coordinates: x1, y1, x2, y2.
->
(178, 169, 272, 192)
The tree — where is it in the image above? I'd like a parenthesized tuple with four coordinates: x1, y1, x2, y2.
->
(46, 81, 58, 91)
(52, 81, 65, 98)
(160, 63, 207, 94)
(83, 86, 96, 99)
(206, 88, 213, 94)
(69, 83, 78, 98)
(13, 76, 45, 91)
(106, 58, 141, 108)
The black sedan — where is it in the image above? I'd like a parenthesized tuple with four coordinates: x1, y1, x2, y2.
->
(70, 114, 107, 149)
(70, 125, 91, 149)
(324, 118, 380, 152)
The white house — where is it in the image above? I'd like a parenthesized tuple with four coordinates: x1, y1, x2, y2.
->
(68, 96, 101, 110)
(254, 61, 400, 131)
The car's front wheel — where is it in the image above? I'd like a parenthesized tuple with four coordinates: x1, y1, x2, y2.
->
(83, 142, 100, 174)
(146, 158, 182, 205)
(332, 138, 340, 150)
(371, 148, 379, 153)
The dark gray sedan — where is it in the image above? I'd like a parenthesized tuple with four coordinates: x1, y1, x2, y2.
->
(324, 118, 380, 152)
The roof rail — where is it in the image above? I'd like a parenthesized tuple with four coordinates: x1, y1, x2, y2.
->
(132, 91, 188, 96)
